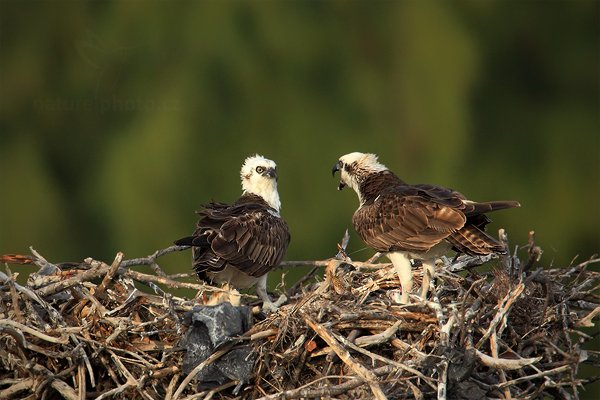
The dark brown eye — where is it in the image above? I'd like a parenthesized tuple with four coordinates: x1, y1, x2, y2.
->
(256, 166, 265, 173)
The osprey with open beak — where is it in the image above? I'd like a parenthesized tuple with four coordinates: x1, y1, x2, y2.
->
(333, 152, 519, 304)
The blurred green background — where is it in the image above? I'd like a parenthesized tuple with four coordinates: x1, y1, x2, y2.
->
(2, 1, 597, 267)
(0, 0, 598, 396)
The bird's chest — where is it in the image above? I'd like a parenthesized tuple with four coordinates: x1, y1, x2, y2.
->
(207, 266, 259, 289)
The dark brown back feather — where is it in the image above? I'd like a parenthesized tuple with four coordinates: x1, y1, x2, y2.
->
(353, 172, 519, 255)
(353, 194, 465, 252)
(175, 194, 290, 280)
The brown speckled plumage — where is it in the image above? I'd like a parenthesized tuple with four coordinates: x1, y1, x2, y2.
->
(352, 170, 519, 256)
(175, 194, 290, 282)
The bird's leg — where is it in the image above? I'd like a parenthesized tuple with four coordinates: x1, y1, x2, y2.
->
(272, 294, 287, 308)
(256, 274, 285, 312)
(387, 252, 413, 304)
(420, 260, 436, 300)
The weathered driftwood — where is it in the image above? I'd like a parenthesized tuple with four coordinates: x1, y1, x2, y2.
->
(0, 230, 598, 399)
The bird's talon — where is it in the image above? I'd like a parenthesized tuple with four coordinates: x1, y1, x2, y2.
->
(261, 301, 279, 313)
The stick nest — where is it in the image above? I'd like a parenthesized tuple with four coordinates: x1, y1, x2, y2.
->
(0, 231, 598, 399)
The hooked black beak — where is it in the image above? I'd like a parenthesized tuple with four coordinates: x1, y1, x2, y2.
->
(332, 161, 346, 190)
(332, 161, 341, 176)
(266, 167, 278, 181)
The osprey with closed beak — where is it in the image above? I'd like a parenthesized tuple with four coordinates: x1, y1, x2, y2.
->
(333, 152, 519, 304)
(175, 155, 290, 312)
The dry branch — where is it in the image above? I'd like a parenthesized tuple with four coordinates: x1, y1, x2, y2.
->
(0, 233, 598, 399)
(303, 314, 387, 400)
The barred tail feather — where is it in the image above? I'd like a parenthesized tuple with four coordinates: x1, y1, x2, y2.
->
(447, 224, 506, 255)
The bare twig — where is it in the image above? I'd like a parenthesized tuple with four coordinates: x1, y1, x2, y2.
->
(476, 283, 525, 349)
(576, 306, 600, 327)
(95, 252, 124, 298)
(303, 314, 387, 400)
(37, 263, 111, 297)
(354, 321, 401, 347)
(95, 382, 137, 400)
(496, 365, 572, 389)
(0, 378, 35, 398)
(331, 330, 436, 390)
(471, 346, 542, 370)
(0, 319, 67, 344)
(120, 245, 190, 268)
(1, 241, 597, 400)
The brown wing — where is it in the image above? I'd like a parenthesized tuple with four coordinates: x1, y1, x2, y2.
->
(175, 198, 290, 279)
(208, 208, 290, 276)
(353, 181, 520, 255)
(353, 194, 466, 253)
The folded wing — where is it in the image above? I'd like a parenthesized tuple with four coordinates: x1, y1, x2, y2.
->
(175, 199, 290, 279)
(353, 184, 519, 255)
(353, 194, 466, 253)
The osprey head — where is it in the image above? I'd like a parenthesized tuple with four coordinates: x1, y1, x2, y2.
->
(332, 152, 388, 194)
(241, 154, 281, 211)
